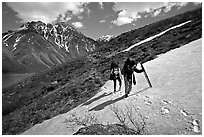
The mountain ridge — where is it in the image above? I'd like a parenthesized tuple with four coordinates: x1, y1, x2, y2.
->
(2, 21, 99, 73)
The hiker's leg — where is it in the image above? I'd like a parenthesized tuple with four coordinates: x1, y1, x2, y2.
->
(118, 77, 122, 91)
(124, 76, 128, 95)
(128, 78, 132, 94)
(113, 79, 116, 92)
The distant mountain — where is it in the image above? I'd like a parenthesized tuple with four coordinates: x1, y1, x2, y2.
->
(2, 21, 99, 73)
(97, 35, 114, 42)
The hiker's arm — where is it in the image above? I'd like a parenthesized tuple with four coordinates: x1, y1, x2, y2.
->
(119, 68, 122, 79)
(133, 64, 144, 73)
(119, 68, 122, 75)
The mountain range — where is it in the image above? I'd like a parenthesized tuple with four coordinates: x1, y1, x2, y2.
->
(2, 21, 99, 73)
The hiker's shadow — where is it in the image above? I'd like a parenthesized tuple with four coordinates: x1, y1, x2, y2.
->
(82, 92, 112, 106)
(89, 95, 126, 112)
(129, 87, 151, 97)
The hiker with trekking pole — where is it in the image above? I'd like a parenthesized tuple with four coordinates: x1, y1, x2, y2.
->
(122, 57, 152, 98)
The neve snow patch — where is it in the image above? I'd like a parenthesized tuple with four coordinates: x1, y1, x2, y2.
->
(122, 20, 192, 52)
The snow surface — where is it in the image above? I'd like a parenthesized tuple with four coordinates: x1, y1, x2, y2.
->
(22, 38, 202, 135)
(64, 42, 70, 52)
(122, 20, 192, 52)
(98, 35, 114, 41)
(76, 44, 80, 54)
(12, 35, 25, 51)
(15, 35, 24, 43)
(85, 44, 89, 52)
(3, 34, 13, 43)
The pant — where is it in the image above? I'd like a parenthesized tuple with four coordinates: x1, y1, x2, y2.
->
(124, 76, 132, 95)
(113, 77, 122, 92)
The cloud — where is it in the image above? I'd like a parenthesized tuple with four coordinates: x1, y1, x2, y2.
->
(163, 2, 188, 13)
(112, 9, 141, 26)
(130, 12, 141, 20)
(152, 8, 162, 17)
(85, 8, 91, 17)
(7, 2, 87, 23)
(99, 20, 105, 23)
(143, 2, 189, 17)
(112, 2, 191, 26)
(112, 16, 133, 26)
(98, 2, 104, 9)
(55, 11, 73, 23)
(78, 16, 83, 19)
(72, 22, 84, 28)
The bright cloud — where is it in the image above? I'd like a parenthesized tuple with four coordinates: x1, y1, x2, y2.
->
(78, 16, 83, 19)
(112, 2, 191, 26)
(152, 8, 162, 17)
(100, 20, 105, 23)
(98, 2, 104, 9)
(72, 22, 84, 28)
(112, 9, 141, 26)
(163, 2, 188, 13)
(7, 2, 86, 23)
(131, 12, 141, 20)
(112, 16, 133, 26)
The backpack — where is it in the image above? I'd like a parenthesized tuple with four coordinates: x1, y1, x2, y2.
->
(113, 68, 119, 75)
(110, 61, 120, 80)
(122, 58, 135, 79)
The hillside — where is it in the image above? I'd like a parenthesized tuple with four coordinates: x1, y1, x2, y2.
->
(2, 7, 202, 135)
(22, 38, 202, 135)
(2, 21, 99, 73)
(96, 7, 201, 59)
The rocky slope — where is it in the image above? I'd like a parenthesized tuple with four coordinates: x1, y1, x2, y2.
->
(2, 21, 99, 73)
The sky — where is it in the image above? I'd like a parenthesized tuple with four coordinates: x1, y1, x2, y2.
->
(2, 1, 202, 40)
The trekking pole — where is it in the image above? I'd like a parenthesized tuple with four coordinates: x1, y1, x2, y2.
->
(140, 63, 152, 87)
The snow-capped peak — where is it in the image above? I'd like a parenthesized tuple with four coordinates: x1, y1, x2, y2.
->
(97, 35, 114, 42)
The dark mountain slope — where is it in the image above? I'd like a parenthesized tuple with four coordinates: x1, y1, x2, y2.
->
(97, 7, 201, 57)
(2, 7, 202, 135)
(2, 21, 99, 73)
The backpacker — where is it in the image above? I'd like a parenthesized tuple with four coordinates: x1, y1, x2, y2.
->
(110, 61, 120, 80)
